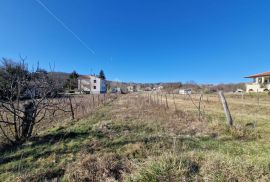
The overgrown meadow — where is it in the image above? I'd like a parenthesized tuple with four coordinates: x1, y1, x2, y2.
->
(1, 92, 270, 182)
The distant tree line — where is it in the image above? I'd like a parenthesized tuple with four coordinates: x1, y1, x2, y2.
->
(64, 71, 79, 91)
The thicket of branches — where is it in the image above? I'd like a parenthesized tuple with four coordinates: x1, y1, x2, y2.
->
(64, 71, 79, 91)
(0, 58, 62, 145)
(0, 58, 116, 147)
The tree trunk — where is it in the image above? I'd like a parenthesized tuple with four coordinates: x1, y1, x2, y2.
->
(21, 101, 35, 141)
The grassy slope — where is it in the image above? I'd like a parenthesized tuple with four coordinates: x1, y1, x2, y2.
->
(0, 93, 270, 181)
(0, 104, 112, 181)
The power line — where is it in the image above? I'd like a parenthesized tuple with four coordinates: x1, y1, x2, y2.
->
(34, 0, 95, 55)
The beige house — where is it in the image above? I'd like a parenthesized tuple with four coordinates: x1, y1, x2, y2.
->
(245, 72, 270, 92)
(127, 85, 134, 92)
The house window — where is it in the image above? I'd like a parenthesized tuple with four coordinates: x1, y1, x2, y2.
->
(93, 86, 96, 89)
(94, 80, 97, 83)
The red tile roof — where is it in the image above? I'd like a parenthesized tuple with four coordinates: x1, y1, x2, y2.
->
(245, 72, 270, 78)
(78, 75, 91, 79)
(78, 75, 100, 80)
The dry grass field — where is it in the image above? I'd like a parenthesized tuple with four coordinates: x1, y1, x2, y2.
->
(0, 92, 270, 181)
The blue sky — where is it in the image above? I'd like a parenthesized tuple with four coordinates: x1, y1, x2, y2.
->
(1, 0, 270, 83)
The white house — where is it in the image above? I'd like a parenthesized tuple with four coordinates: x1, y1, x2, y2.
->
(154, 85, 163, 92)
(78, 75, 107, 94)
(179, 89, 192, 95)
(245, 72, 270, 93)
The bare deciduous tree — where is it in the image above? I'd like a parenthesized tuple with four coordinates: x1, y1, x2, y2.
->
(0, 58, 62, 145)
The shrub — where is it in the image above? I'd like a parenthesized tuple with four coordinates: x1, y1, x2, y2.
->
(200, 154, 270, 181)
(228, 124, 260, 140)
(126, 155, 200, 182)
(64, 153, 131, 182)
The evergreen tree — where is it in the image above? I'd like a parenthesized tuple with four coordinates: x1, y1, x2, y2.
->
(99, 70, 106, 80)
(65, 71, 79, 90)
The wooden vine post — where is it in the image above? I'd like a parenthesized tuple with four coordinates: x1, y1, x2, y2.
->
(165, 94, 169, 109)
(218, 91, 233, 126)
(68, 96, 75, 120)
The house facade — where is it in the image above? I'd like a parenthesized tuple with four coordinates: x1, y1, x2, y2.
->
(127, 85, 134, 92)
(245, 72, 270, 92)
(179, 89, 192, 95)
(78, 75, 107, 94)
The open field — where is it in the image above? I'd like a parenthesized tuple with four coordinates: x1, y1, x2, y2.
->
(0, 93, 270, 181)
